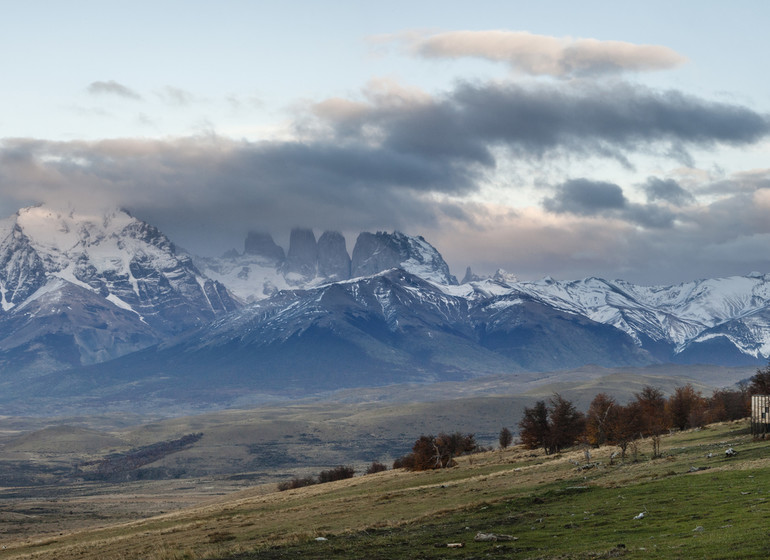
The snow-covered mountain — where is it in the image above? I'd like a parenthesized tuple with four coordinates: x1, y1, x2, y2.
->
(32, 269, 648, 405)
(1, 205, 769, 408)
(0, 206, 238, 374)
(447, 273, 770, 365)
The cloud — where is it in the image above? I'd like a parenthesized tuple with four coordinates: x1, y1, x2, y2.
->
(310, 81, 770, 169)
(158, 86, 195, 106)
(2, 74, 770, 282)
(542, 178, 677, 229)
(642, 176, 695, 206)
(391, 30, 687, 77)
(0, 136, 471, 255)
(87, 80, 142, 100)
(543, 178, 626, 214)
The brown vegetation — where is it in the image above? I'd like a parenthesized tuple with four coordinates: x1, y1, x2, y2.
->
(520, 373, 756, 459)
(393, 432, 476, 471)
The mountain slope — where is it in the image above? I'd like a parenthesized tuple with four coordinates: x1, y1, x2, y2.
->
(449, 273, 770, 365)
(21, 270, 656, 406)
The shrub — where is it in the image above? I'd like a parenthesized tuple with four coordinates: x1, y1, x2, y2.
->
(317, 465, 355, 483)
(395, 432, 477, 471)
(393, 453, 415, 470)
(365, 461, 387, 474)
(277, 475, 316, 491)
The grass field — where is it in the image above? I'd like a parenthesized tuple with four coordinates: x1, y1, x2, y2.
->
(0, 418, 767, 559)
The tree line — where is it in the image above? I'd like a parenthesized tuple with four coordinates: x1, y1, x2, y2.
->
(275, 365, 770, 488)
(516, 364, 770, 458)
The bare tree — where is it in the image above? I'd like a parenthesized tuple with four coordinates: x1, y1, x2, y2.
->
(585, 393, 617, 447)
(635, 386, 667, 458)
(612, 402, 644, 460)
(395, 432, 477, 471)
(748, 362, 770, 395)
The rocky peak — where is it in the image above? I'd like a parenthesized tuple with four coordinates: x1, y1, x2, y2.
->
(351, 231, 457, 285)
(285, 228, 318, 280)
(461, 266, 482, 284)
(244, 231, 285, 262)
(317, 231, 351, 281)
(0, 205, 238, 329)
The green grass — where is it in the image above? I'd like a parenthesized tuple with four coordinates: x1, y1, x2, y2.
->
(215, 422, 770, 560)
(222, 468, 770, 559)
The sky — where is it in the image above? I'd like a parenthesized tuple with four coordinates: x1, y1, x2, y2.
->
(2, 0, 770, 285)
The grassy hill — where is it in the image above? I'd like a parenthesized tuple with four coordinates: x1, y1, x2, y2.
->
(0, 418, 768, 559)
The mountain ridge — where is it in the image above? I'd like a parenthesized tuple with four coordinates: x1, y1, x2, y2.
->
(0, 205, 768, 409)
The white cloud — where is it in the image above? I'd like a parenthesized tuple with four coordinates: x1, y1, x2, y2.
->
(391, 30, 687, 77)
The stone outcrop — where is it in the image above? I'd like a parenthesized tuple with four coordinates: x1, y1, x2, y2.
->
(244, 231, 285, 262)
(317, 231, 351, 281)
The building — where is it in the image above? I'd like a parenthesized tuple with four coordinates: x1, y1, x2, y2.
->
(751, 395, 770, 436)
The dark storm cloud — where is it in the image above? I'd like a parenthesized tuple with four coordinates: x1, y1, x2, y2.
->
(314, 81, 770, 169)
(624, 203, 677, 229)
(543, 178, 677, 228)
(0, 137, 474, 254)
(87, 80, 142, 100)
(642, 176, 695, 206)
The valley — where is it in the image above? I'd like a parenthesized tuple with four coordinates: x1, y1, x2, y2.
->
(0, 364, 756, 554)
(0, 414, 766, 559)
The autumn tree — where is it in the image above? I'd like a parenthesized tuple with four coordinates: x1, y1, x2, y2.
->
(666, 384, 707, 430)
(498, 427, 513, 449)
(612, 401, 644, 459)
(518, 400, 550, 453)
(365, 461, 387, 474)
(635, 386, 667, 457)
(547, 394, 586, 453)
(706, 389, 750, 423)
(585, 393, 618, 447)
(318, 465, 355, 483)
(519, 395, 585, 454)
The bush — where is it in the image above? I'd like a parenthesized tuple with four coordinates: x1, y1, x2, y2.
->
(277, 475, 316, 491)
(317, 465, 355, 483)
(393, 453, 415, 470)
(365, 461, 387, 474)
(395, 432, 477, 471)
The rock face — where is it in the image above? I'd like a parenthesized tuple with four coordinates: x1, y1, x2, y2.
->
(461, 266, 481, 284)
(351, 231, 457, 285)
(244, 232, 285, 261)
(317, 231, 351, 281)
(285, 228, 318, 281)
(201, 229, 457, 300)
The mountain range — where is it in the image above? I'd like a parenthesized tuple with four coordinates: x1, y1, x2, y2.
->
(0, 205, 767, 409)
